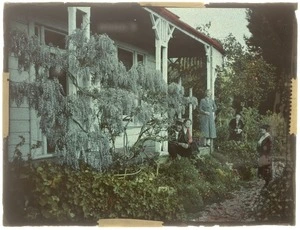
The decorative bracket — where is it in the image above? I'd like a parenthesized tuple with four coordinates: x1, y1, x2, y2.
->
(205, 45, 211, 63)
(150, 13, 175, 47)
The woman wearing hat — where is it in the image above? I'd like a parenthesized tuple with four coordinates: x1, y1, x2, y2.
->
(257, 124, 273, 187)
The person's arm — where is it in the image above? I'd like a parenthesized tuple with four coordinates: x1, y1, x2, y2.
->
(177, 130, 190, 148)
(213, 100, 217, 112)
(178, 143, 189, 149)
(263, 137, 272, 155)
(199, 99, 209, 115)
(236, 120, 244, 134)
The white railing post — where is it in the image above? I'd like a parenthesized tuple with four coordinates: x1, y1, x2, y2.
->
(189, 88, 193, 135)
(178, 78, 182, 119)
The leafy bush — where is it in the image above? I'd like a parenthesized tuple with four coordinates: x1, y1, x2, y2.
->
(260, 111, 288, 157)
(250, 167, 295, 224)
(159, 156, 240, 211)
(4, 154, 242, 226)
(240, 107, 262, 142)
(194, 155, 240, 202)
(4, 161, 187, 225)
(158, 158, 204, 213)
(215, 106, 261, 148)
(215, 104, 235, 147)
(218, 140, 257, 180)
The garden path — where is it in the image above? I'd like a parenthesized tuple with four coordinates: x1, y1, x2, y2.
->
(190, 179, 265, 226)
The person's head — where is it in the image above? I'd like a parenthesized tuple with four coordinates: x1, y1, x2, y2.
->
(260, 124, 270, 134)
(235, 113, 241, 120)
(205, 89, 212, 98)
(183, 118, 192, 128)
(175, 120, 183, 131)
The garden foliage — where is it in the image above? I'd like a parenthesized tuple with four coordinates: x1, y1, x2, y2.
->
(250, 167, 295, 224)
(9, 28, 197, 170)
(4, 155, 241, 225)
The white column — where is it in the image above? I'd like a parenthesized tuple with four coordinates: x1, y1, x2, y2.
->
(160, 46, 169, 153)
(178, 78, 182, 119)
(80, 8, 91, 88)
(155, 39, 161, 71)
(210, 49, 215, 99)
(150, 13, 175, 155)
(28, 21, 35, 36)
(40, 26, 45, 45)
(205, 45, 212, 92)
(68, 7, 77, 35)
(162, 46, 168, 83)
(189, 88, 193, 134)
(68, 7, 77, 95)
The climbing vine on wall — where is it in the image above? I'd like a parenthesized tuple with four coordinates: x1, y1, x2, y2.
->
(9, 28, 197, 171)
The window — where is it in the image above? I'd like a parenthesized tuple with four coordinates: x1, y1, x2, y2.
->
(118, 48, 133, 71)
(117, 47, 146, 122)
(47, 139, 56, 154)
(44, 29, 66, 49)
(34, 25, 68, 155)
(35, 25, 67, 49)
(137, 54, 144, 64)
(49, 65, 67, 95)
(76, 10, 86, 29)
(117, 47, 145, 71)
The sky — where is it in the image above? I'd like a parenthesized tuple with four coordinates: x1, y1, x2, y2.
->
(168, 7, 252, 47)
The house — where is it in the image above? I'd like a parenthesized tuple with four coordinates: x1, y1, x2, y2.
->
(3, 3, 224, 162)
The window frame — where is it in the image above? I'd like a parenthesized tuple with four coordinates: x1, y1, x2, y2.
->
(32, 24, 68, 158)
(116, 45, 147, 126)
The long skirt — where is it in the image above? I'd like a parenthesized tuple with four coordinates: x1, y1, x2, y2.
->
(200, 114, 216, 138)
(258, 164, 272, 184)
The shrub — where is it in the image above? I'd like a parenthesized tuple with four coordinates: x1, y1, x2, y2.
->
(240, 107, 262, 142)
(250, 167, 295, 224)
(218, 140, 257, 180)
(158, 158, 205, 213)
(4, 161, 187, 225)
(261, 111, 288, 158)
(159, 156, 240, 210)
(4, 152, 242, 226)
(194, 155, 240, 202)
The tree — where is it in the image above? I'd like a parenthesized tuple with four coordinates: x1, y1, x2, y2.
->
(215, 33, 276, 113)
(196, 21, 212, 37)
(246, 3, 297, 117)
(9, 28, 196, 171)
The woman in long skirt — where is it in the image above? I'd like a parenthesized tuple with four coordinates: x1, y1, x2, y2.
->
(199, 89, 217, 147)
(257, 124, 273, 187)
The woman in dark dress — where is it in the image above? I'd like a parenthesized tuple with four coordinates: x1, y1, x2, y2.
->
(257, 124, 272, 187)
(229, 113, 244, 141)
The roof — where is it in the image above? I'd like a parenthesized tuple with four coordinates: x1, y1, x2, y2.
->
(146, 7, 225, 54)
(4, 2, 224, 56)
